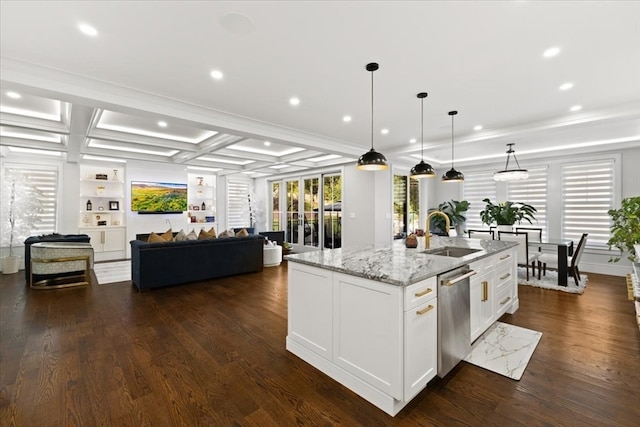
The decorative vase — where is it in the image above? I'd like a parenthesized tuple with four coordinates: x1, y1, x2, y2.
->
(2, 256, 20, 274)
(455, 223, 465, 237)
(496, 224, 513, 233)
(405, 234, 418, 248)
(112, 169, 119, 181)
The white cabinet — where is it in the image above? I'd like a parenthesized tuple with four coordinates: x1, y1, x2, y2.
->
(333, 272, 403, 400)
(403, 277, 437, 401)
(495, 249, 517, 317)
(79, 165, 126, 261)
(84, 227, 126, 261)
(470, 258, 496, 342)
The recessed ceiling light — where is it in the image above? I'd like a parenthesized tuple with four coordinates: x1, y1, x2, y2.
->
(264, 141, 271, 146)
(6, 91, 21, 99)
(157, 121, 168, 128)
(343, 115, 352, 122)
(409, 138, 417, 143)
(570, 105, 582, 112)
(381, 128, 389, 135)
(289, 97, 300, 106)
(78, 23, 98, 37)
(210, 70, 224, 80)
(559, 82, 574, 91)
(474, 125, 483, 131)
(543, 47, 560, 58)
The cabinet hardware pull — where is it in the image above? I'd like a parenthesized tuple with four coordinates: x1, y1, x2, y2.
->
(500, 254, 511, 260)
(445, 270, 477, 286)
(499, 273, 511, 280)
(500, 296, 511, 305)
(482, 281, 488, 302)
(414, 288, 433, 297)
(417, 305, 434, 315)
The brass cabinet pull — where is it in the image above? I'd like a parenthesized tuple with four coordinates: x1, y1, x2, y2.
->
(482, 281, 488, 302)
(500, 296, 511, 305)
(499, 273, 511, 280)
(417, 305, 434, 316)
(414, 288, 433, 297)
(500, 254, 511, 260)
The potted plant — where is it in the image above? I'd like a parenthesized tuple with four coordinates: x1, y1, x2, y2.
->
(479, 198, 537, 230)
(607, 196, 640, 262)
(1, 170, 42, 274)
(428, 199, 470, 236)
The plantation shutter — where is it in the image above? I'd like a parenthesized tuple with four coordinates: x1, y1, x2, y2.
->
(463, 171, 497, 230)
(1, 165, 58, 241)
(227, 179, 251, 228)
(561, 159, 615, 248)
(507, 166, 548, 239)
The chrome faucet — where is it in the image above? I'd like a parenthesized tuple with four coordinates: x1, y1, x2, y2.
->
(425, 211, 450, 249)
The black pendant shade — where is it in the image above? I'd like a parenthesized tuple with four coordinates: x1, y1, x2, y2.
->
(410, 92, 436, 178)
(441, 110, 464, 182)
(357, 62, 388, 171)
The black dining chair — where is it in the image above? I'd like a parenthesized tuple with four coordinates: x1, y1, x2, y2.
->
(467, 229, 495, 239)
(497, 230, 538, 280)
(538, 233, 588, 286)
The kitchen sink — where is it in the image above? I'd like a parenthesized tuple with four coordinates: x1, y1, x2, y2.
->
(423, 246, 481, 258)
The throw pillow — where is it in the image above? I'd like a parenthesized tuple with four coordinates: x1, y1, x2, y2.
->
(198, 229, 215, 240)
(147, 232, 166, 243)
(161, 228, 173, 241)
(186, 230, 197, 240)
(218, 229, 229, 238)
(208, 227, 217, 238)
(228, 228, 237, 237)
(236, 228, 249, 237)
(173, 229, 187, 241)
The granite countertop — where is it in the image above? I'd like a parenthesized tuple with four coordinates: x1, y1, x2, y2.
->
(285, 236, 517, 287)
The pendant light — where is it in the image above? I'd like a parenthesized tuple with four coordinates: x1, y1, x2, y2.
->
(494, 143, 529, 181)
(441, 110, 464, 182)
(410, 92, 436, 178)
(357, 62, 388, 171)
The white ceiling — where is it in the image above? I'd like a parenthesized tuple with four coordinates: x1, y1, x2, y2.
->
(1, 1, 639, 176)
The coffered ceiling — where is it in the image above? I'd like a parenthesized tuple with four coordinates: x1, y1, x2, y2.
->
(1, 1, 639, 176)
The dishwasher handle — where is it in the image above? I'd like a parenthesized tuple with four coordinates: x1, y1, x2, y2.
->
(443, 270, 477, 286)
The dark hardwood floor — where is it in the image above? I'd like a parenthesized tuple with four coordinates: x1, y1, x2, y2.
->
(1, 262, 638, 426)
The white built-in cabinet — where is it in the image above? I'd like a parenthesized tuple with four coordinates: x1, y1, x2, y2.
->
(78, 165, 126, 261)
(186, 173, 216, 230)
(469, 249, 518, 342)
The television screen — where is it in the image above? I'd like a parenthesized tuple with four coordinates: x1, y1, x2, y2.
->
(131, 181, 188, 213)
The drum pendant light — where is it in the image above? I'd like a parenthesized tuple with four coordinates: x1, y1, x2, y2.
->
(357, 62, 388, 171)
(494, 143, 529, 181)
(410, 92, 436, 178)
(441, 110, 464, 182)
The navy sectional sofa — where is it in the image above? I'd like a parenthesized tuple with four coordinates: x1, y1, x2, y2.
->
(130, 235, 264, 291)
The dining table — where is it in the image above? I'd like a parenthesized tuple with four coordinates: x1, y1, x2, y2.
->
(532, 239, 574, 286)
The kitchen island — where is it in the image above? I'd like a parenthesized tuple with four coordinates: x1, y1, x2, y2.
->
(285, 236, 518, 416)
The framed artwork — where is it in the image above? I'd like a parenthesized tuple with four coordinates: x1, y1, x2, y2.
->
(109, 201, 120, 211)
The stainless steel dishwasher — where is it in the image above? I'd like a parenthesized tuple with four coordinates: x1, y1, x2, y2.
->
(437, 265, 477, 378)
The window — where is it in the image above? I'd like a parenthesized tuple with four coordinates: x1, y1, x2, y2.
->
(463, 171, 497, 230)
(507, 166, 548, 239)
(409, 178, 420, 232)
(227, 178, 251, 228)
(271, 182, 280, 230)
(561, 159, 615, 248)
(1, 164, 58, 247)
(393, 175, 407, 239)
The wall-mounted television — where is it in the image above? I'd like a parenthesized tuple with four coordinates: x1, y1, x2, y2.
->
(131, 181, 188, 214)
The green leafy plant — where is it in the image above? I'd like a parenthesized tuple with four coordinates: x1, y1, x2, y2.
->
(479, 199, 537, 226)
(607, 196, 640, 262)
(428, 199, 470, 231)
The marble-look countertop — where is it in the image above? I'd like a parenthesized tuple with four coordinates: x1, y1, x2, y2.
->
(285, 236, 517, 287)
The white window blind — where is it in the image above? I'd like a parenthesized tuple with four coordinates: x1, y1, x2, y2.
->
(1, 165, 58, 246)
(507, 166, 548, 239)
(463, 171, 497, 230)
(227, 179, 251, 228)
(561, 159, 615, 248)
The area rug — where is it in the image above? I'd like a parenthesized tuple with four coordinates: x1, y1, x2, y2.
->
(517, 266, 587, 294)
(93, 260, 131, 285)
(464, 322, 542, 381)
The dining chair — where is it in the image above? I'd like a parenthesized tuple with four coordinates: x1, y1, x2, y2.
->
(467, 229, 495, 239)
(538, 233, 588, 286)
(516, 226, 543, 256)
(497, 231, 537, 280)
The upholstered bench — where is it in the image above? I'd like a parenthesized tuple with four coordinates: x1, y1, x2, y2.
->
(30, 242, 94, 289)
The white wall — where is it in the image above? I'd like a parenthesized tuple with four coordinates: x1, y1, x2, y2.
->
(342, 164, 377, 247)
